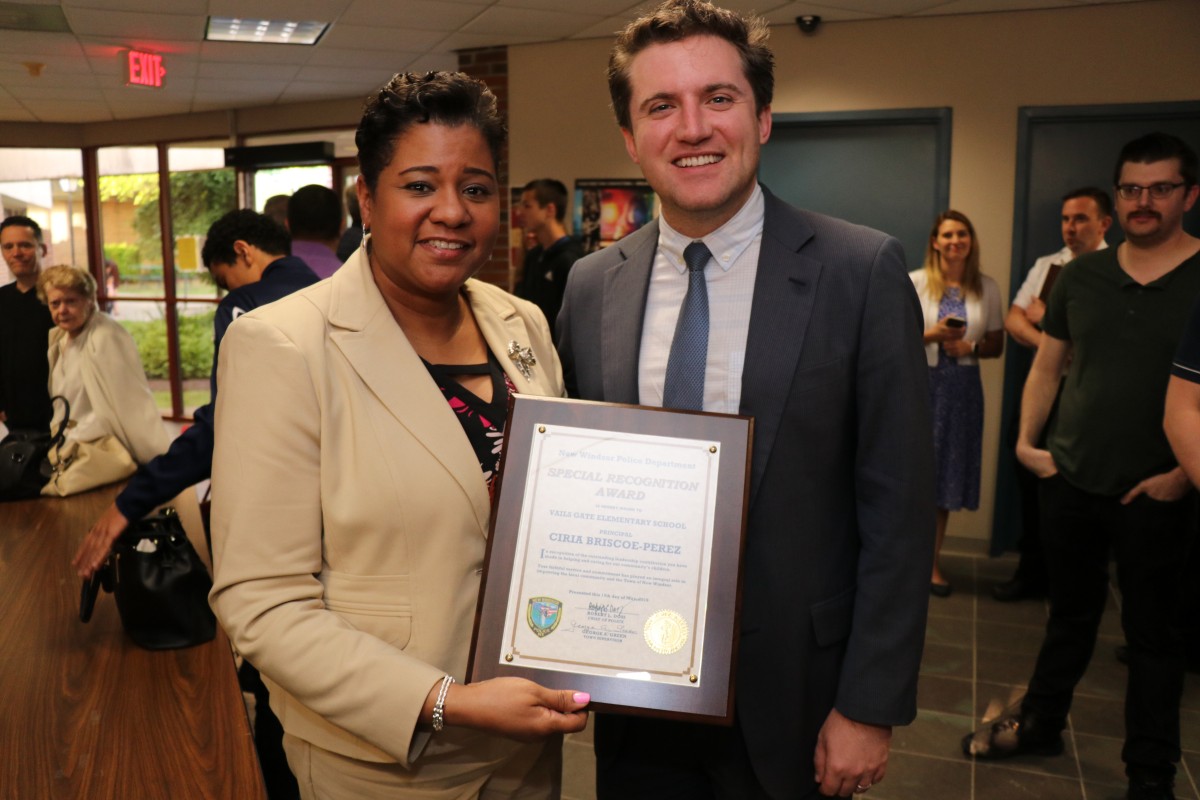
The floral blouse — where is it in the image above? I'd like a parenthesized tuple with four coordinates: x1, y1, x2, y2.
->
(422, 351, 515, 502)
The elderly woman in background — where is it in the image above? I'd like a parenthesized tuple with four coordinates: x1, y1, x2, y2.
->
(38, 265, 167, 493)
(209, 72, 588, 800)
(910, 211, 1004, 597)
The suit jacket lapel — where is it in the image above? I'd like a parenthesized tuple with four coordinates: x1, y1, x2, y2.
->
(741, 191, 823, 506)
(327, 252, 492, 535)
(601, 220, 660, 404)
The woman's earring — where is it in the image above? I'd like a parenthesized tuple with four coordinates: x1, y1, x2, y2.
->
(360, 227, 371, 253)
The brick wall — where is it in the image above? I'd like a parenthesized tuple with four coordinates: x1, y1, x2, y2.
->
(458, 46, 511, 289)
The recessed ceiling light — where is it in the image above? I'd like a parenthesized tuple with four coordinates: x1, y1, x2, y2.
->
(206, 17, 328, 45)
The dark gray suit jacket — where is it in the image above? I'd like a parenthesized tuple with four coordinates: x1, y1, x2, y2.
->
(556, 188, 936, 798)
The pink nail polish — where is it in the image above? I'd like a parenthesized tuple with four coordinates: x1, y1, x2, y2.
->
(573, 692, 590, 704)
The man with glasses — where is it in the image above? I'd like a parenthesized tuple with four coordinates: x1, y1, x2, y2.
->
(993, 187, 1112, 603)
(965, 132, 1200, 800)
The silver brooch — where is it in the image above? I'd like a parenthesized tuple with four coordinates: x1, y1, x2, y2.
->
(507, 340, 537, 379)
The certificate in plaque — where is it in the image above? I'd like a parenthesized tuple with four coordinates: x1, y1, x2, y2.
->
(468, 396, 752, 724)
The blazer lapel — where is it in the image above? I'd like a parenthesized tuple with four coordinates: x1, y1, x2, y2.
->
(741, 191, 823, 506)
(327, 252, 492, 535)
(467, 281, 554, 398)
(601, 221, 659, 404)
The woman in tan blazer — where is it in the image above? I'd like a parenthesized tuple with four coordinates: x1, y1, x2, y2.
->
(210, 72, 589, 800)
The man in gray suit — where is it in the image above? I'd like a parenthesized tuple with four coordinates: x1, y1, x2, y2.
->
(556, 1, 935, 798)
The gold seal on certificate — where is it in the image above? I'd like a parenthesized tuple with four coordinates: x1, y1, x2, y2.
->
(644, 610, 688, 655)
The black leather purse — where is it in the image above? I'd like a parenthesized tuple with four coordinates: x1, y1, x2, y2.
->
(0, 396, 70, 502)
(79, 507, 217, 650)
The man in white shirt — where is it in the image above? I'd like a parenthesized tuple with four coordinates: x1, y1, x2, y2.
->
(993, 188, 1112, 602)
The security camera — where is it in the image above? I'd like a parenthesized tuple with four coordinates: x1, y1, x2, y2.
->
(796, 15, 821, 34)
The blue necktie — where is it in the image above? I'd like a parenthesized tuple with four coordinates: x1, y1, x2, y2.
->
(663, 241, 712, 411)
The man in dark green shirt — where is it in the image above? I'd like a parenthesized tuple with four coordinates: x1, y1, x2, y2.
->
(965, 133, 1200, 800)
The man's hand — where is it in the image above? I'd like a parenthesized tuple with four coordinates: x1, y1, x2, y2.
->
(1121, 467, 1191, 505)
(1016, 441, 1058, 479)
(1026, 297, 1047, 326)
(814, 708, 891, 797)
(73, 503, 129, 578)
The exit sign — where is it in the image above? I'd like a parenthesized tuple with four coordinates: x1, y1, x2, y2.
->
(123, 49, 166, 88)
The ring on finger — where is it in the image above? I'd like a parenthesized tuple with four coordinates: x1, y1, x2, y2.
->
(855, 783, 872, 793)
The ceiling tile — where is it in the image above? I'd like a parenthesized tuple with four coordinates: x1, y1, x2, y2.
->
(62, 0, 208, 12)
(108, 99, 194, 119)
(199, 39, 316, 64)
(437, 29, 547, 51)
(21, 101, 112, 122)
(277, 81, 371, 102)
(205, 0, 353, 21)
(62, 8, 205, 40)
(569, 13, 643, 40)
(192, 77, 287, 96)
(913, 0, 1068, 12)
(498, 0, 641, 13)
(292, 63, 403, 84)
(759, 1, 881, 23)
(79, 35, 204, 57)
(4, 83, 102, 100)
(339, 0, 486, 31)
(197, 60, 301, 80)
(316, 23, 447, 52)
(460, 6, 605, 39)
(303, 45, 424, 68)
(0, 29, 87, 57)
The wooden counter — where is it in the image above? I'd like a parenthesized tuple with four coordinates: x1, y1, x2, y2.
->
(0, 484, 266, 799)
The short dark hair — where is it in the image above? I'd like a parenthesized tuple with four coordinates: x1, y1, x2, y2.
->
(1113, 132, 1198, 187)
(0, 215, 44, 243)
(356, 71, 506, 191)
(1061, 186, 1113, 218)
(608, 0, 774, 131)
(522, 179, 569, 222)
(201, 209, 291, 268)
(288, 184, 342, 240)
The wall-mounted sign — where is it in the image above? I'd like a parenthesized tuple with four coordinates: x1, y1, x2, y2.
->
(123, 50, 166, 88)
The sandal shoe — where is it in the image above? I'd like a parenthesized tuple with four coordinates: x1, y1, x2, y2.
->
(961, 712, 1064, 760)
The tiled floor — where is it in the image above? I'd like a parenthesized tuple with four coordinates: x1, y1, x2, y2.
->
(561, 543, 1200, 800)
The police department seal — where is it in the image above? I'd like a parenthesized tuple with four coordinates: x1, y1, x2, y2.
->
(644, 610, 688, 655)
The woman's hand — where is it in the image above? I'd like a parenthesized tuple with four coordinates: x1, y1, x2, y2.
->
(73, 503, 129, 578)
(941, 338, 974, 359)
(430, 677, 589, 741)
(924, 319, 966, 345)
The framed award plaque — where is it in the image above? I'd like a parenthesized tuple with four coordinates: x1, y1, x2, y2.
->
(467, 395, 752, 724)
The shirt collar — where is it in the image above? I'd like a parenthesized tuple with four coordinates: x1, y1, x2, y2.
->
(658, 184, 765, 274)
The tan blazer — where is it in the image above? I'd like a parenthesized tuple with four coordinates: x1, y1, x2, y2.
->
(47, 310, 168, 464)
(210, 250, 564, 786)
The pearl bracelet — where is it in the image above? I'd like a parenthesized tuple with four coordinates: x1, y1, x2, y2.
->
(432, 675, 454, 732)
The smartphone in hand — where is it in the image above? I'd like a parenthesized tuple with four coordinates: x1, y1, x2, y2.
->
(944, 316, 966, 329)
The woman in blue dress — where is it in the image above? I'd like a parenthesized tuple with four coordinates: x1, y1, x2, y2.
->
(910, 211, 1004, 596)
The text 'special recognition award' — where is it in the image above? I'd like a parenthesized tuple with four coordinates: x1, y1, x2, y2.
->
(468, 396, 752, 724)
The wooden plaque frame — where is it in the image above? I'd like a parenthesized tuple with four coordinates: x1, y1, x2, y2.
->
(468, 395, 752, 725)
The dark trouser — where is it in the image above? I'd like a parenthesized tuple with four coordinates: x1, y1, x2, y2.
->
(240, 661, 300, 800)
(1021, 475, 1195, 780)
(595, 714, 775, 800)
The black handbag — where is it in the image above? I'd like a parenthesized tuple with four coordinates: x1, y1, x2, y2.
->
(79, 507, 218, 650)
(0, 396, 70, 502)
